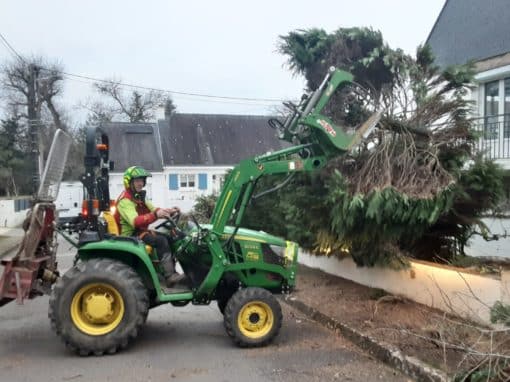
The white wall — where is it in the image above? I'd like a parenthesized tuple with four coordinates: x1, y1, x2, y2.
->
(164, 166, 231, 212)
(109, 166, 232, 212)
(299, 252, 508, 327)
(0, 198, 31, 227)
(465, 217, 510, 259)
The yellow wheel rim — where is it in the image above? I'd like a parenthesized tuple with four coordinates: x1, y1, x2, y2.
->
(70, 283, 125, 336)
(237, 301, 274, 339)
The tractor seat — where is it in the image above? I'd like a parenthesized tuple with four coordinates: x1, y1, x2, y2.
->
(102, 211, 120, 235)
(101, 211, 153, 254)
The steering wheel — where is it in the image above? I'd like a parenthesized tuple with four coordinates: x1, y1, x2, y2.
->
(154, 211, 180, 230)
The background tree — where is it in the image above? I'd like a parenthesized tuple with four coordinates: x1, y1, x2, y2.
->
(1, 57, 64, 158)
(0, 56, 86, 190)
(164, 98, 176, 119)
(0, 116, 31, 195)
(79, 100, 116, 125)
(92, 80, 176, 122)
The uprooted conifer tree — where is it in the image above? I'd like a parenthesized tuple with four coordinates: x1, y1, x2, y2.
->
(242, 27, 504, 267)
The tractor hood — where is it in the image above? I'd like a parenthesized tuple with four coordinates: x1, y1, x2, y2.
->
(201, 224, 287, 247)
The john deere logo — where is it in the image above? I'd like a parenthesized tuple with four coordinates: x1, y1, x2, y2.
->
(246, 252, 260, 261)
(317, 119, 336, 137)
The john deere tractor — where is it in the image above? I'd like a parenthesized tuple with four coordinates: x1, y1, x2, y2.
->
(0, 68, 380, 355)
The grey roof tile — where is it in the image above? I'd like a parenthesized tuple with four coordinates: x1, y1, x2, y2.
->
(100, 122, 163, 173)
(426, 0, 510, 67)
(158, 114, 287, 165)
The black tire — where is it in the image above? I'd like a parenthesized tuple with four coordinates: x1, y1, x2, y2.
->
(170, 300, 189, 307)
(217, 298, 228, 315)
(216, 287, 237, 315)
(224, 287, 282, 347)
(49, 259, 149, 356)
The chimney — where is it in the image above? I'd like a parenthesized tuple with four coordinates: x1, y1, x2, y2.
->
(155, 106, 165, 121)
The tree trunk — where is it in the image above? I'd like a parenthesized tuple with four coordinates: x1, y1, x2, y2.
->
(46, 98, 65, 131)
(11, 174, 18, 196)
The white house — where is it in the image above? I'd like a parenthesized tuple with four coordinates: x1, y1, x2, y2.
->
(426, 0, 510, 168)
(102, 114, 286, 212)
(427, 0, 510, 258)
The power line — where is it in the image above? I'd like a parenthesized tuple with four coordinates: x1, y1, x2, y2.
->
(61, 74, 279, 107)
(52, 69, 285, 103)
(0, 31, 293, 105)
(0, 31, 26, 63)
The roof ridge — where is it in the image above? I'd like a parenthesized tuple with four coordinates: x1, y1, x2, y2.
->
(425, 0, 449, 46)
(163, 113, 273, 119)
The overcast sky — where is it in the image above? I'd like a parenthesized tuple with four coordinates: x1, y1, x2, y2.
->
(0, 0, 445, 121)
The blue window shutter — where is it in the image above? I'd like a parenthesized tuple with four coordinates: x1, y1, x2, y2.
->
(198, 173, 208, 190)
(169, 174, 179, 190)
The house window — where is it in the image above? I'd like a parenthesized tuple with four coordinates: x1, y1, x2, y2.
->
(212, 174, 226, 191)
(179, 174, 196, 188)
(484, 80, 499, 140)
(218, 174, 225, 188)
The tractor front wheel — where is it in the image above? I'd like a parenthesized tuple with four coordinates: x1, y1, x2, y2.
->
(224, 287, 282, 347)
(49, 258, 149, 356)
(216, 286, 237, 315)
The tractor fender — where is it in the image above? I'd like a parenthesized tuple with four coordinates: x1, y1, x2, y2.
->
(76, 239, 162, 293)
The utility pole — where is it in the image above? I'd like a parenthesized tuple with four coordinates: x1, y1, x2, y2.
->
(27, 64, 40, 195)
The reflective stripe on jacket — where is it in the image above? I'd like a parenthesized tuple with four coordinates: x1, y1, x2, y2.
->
(114, 190, 158, 236)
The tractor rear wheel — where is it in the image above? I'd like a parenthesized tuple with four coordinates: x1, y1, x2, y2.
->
(224, 287, 282, 347)
(49, 258, 149, 356)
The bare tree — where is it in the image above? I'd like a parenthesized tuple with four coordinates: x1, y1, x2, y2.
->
(93, 80, 175, 122)
(0, 56, 71, 192)
(78, 99, 116, 125)
(0, 57, 87, 187)
(0, 56, 66, 131)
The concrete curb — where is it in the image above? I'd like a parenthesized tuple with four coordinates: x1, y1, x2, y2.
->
(282, 296, 450, 382)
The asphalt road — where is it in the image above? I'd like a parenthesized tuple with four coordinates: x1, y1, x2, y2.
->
(0, 243, 409, 382)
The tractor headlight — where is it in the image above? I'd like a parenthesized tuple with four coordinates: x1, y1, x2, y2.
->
(269, 242, 296, 265)
(269, 245, 285, 257)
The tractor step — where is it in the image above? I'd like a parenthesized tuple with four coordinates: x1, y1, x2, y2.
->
(161, 286, 192, 294)
(0, 298, 14, 307)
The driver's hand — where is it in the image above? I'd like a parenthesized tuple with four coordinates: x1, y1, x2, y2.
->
(164, 207, 180, 217)
(155, 208, 170, 219)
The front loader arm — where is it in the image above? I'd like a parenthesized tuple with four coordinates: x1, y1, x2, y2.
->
(209, 67, 382, 235)
(210, 144, 326, 234)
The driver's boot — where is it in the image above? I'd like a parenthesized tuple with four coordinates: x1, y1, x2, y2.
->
(161, 253, 187, 287)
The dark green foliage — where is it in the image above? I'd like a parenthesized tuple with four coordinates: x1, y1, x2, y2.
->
(239, 175, 288, 238)
(0, 117, 32, 196)
(278, 28, 333, 82)
(190, 194, 218, 224)
(279, 27, 407, 95)
(325, 172, 454, 266)
(269, 26, 504, 266)
(277, 173, 330, 248)
(63, 126, 87, 181)
(490, 301, 510, 326)
(454, 368, 509, 382)
(0, 116, 85, 194)
(406, 159, 505, 261)
(186, 27, 503, 268)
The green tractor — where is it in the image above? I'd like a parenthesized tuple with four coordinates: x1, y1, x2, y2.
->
(2, 68, 381, 355)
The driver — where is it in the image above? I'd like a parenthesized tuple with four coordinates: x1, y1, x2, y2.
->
(114, 166, 186, 287)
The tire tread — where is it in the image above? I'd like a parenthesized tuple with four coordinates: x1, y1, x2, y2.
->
(49, 258, 149, 356)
